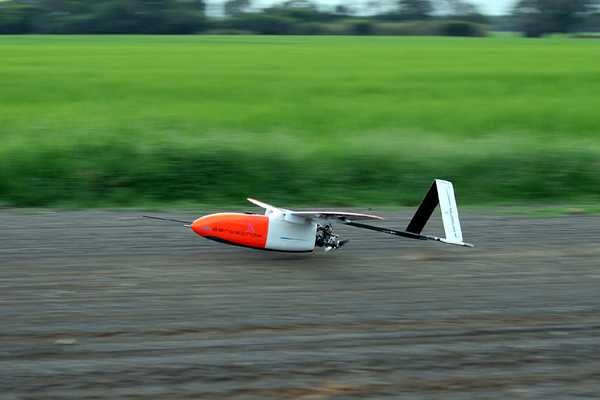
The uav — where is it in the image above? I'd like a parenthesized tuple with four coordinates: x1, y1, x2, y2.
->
(145, 179, 473, 252)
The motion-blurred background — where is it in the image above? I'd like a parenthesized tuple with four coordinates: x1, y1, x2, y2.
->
(3, 4, 600, 399)
(0, 0, 599, 208)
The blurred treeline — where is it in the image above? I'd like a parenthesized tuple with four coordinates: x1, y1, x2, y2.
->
(1, 0, 599, 37)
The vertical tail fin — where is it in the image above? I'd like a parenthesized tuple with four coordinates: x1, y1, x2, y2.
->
(437, 180, 463, 244)
(406, 179, 471, 247)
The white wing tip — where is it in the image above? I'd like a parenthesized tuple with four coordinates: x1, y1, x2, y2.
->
(247, 198, 271, 209)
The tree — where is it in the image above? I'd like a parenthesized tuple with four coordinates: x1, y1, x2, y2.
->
(444, 0, 486, 23)
(0, 1, 39, 33)
(228, 13, 294, 34)
(263, 0, 330, 22)
(174, 0, 206, 15)
(280, 0, 317, 10)
(365, 0, 386, 15)
(445, 0, 478, 16)
(334, 4, 354, 15)
(224, 0, 250, 16)
(397, 0, 434, 19)
(513, 0, 598, 36)
(192, 0, 206, 15)
(0, 0, 208, 33)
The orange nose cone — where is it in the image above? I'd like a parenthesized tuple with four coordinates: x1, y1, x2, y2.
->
(191, 213, 269, 250)
(191, 216, 211, 237)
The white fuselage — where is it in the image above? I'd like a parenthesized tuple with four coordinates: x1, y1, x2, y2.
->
(264, 210, 317, 252)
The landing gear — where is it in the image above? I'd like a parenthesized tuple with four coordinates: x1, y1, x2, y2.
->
(315, 224, 349, 252)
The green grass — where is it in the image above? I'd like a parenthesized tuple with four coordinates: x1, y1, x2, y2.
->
(1, 35, 599, 207)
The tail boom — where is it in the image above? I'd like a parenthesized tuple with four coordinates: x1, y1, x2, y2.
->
(342, 179, 473, 248)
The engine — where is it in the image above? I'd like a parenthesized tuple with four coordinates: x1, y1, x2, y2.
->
(315, 224, 348, 252)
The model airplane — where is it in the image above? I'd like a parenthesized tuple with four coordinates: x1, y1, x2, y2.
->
(144, 179, 473, 252)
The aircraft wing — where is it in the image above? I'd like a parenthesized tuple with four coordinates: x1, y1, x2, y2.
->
(247, 198, 286, 212)
(288, 211, 383, 222)
(247, 199, 383, 222)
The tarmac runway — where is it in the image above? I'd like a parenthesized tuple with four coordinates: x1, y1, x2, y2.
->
(2, 210, 600, 399)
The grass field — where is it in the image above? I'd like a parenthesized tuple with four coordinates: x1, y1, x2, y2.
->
(1, 35, 599, 207)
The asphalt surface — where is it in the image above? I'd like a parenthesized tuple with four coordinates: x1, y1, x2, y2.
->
(2, 210, 600, 399)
